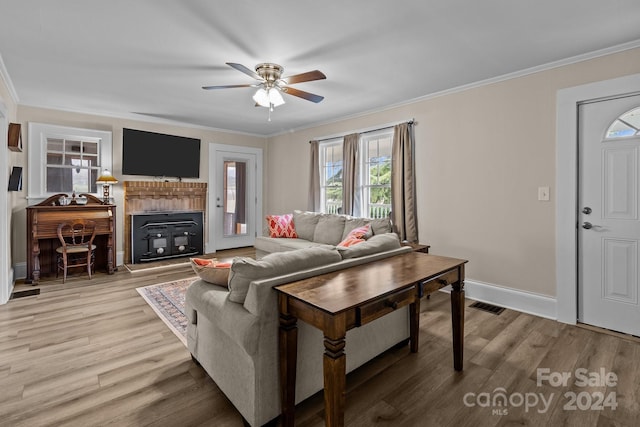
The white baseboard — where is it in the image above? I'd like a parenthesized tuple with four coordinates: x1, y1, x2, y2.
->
(457, 279, 557, 320)
(117, 251, 124, 267)
(3, 267, 14, 304)
(13, 262, 26, 280)
(204, 242, 216, 254)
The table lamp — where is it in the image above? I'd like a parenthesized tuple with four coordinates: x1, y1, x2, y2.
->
(95, 169, 118, 204)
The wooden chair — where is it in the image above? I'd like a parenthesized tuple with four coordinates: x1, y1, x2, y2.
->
(56, 219, 97, 283)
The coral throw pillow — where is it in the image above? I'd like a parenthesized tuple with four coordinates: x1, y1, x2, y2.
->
(190, 258, 232, 287)
(338, 237, 365, 247)
(266, 214, 298, 238)
(346, 224, 371, 239)
(338, 224, 371, 247)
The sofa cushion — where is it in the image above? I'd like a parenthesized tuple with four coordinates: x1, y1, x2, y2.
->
(228, 247, 342, 303)
(266, 214, 298, 238)
(254, 236, 335, 254)
(292, 210, 320, 241)
(338, 233, 401, 259)
(313, 214, 347, 245)
(368, 217, 392, 235)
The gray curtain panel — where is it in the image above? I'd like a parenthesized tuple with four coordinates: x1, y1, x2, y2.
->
(342, 133, 359, 216)
(391, 122, 418, 242)
(308, 140, 321, 212)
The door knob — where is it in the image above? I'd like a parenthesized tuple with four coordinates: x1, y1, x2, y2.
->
(582, 222, 593, 229)
(582, 207, 592, 214)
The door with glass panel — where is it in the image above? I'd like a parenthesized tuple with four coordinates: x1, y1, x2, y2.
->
(209, 144, 262, 250)
(578, 95, 640, 336)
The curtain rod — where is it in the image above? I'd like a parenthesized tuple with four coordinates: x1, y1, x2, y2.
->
(310, 119, 415, 143)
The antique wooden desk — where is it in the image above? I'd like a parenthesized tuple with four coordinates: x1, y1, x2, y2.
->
(26, 194, 116, 284)
(275, 251, 467, 427)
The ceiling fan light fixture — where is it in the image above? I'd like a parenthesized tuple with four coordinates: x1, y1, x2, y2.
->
(252, 88, 269, 107)
(206, 62, 323, 111)
(268, 88, 285, 107)
(253, 87, 285, 108)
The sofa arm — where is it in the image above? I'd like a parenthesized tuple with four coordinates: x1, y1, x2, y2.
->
(186, 279, 262, 355)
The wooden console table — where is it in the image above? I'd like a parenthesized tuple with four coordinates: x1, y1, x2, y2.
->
(275, 252, 467, 427)
(26, 194, 116, 284)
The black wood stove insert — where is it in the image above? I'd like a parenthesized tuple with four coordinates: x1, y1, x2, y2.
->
(131, 211, 204, 264)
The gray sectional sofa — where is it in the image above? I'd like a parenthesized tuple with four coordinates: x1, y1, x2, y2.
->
(254, 209, 394, 257)
(185, 211, 411, 426)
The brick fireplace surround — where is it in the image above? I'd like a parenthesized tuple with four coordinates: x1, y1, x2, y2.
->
(123, 181, 207, 264)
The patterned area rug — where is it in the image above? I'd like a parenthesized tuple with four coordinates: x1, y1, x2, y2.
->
(136, 277, 197, 346)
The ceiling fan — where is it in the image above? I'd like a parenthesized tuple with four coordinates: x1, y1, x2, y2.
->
(202, 62, 326, 111)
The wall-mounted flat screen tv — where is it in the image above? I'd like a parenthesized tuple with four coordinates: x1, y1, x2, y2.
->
(122, 128, 201, 178)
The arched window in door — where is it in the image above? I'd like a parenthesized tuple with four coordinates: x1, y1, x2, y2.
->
(605, 106, 640, 139)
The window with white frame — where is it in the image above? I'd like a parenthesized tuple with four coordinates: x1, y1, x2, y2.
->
(319, 139, 343, 214)
(45, 136, 100, 194)
(359, 130, 393, 219)
(28, 123, 113, 200)
(318, 129, 393, 218)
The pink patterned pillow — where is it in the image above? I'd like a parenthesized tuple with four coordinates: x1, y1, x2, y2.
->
(266, 214, 298, 238)
(338, 237, 365, 247)
(338, 224, 371, 247)
(346, 224, 371, 239)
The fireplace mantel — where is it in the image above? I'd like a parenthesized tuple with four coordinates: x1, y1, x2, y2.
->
(123, 181, 207, 263)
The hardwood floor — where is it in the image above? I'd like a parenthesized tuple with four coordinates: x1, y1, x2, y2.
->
(2, 250, 638, 426)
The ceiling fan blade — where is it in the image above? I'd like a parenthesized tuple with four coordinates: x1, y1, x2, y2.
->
(202, 84, 258, 90)
(283, 87, 324, 103)
(281, 70, 326, 85)
(226, 62, 263, 80)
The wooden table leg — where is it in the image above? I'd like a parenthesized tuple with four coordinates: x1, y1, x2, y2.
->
(279, 295, 298, 427)
(450, 265, 465, 371)
(32, 245, 41, 284)
(323, 314, 346, 427)
(409, 286, 421, 353)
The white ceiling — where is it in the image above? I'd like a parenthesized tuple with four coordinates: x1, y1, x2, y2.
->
(1, 1, 640, 137)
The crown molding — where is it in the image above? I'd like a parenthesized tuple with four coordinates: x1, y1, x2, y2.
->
(17, 102, 268, 139)
(268, 39, 640, 138)
(0, 53, 19, 105)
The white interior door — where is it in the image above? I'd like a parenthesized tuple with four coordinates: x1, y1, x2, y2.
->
(208, 144, 262, 251)
(578, 94, 640, 336)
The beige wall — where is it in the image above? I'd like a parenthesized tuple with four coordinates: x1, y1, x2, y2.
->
(266, 47, 640, 298)
(11, 106, 266, 266)
(7, 47, 640, 295)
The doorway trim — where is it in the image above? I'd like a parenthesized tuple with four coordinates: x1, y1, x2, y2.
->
(207, 143, 263, 253)
(556, 72, 640, 324)
(0, 99, 11, 304)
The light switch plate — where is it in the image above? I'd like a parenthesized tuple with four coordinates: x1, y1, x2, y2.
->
(538, 186, 550, 201)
